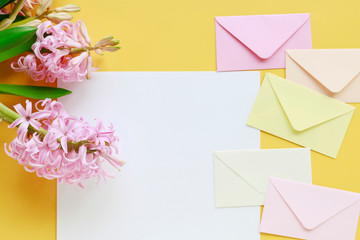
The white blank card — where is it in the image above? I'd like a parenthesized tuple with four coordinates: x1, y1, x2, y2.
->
(57, 71, 260, 240)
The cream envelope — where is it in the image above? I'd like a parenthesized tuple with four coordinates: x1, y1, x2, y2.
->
(286, 49, 360, 103)
(247, 73, 355, 158)
(260, 177, 360, 240)
(215, 13, 312, 71)
(213, 148, 312, 207)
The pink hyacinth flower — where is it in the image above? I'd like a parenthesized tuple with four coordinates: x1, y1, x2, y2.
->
(6, 99, 125, 187)
(11, 54, 46, 80)
(11, 20, 98, 83)
(9, 100, 50, 142)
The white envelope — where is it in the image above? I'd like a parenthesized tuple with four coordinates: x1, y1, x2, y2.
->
(57, 72, 261, 240)
(214, 148, 312, 207)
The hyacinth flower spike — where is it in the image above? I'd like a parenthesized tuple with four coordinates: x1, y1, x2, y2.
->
(11, 20, 120, 83)
(0, 99, 125, 188)
(0, 0, 120, 83)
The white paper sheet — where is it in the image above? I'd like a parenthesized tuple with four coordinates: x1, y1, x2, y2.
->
(57, 71, 260, 240)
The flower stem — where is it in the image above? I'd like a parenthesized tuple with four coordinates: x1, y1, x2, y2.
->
(0, 102, 47, 136)
(0, 102, 20, 124)
(66, 46, 100, 54)
(69, 47, 92, 54)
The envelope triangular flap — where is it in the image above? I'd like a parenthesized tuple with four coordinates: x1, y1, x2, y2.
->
(267, 73, 354, 131)
(271, 178, 360, 230)
(214, 150, 303, 194)
(215, 13, 310, 59)
(287, 49, 360, 93)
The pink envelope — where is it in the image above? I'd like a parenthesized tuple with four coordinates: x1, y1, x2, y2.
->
(215, 14, 312, 71)
(260, 178, 360, 240)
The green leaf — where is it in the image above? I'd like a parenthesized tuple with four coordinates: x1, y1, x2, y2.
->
(0, 33, 36, 62)
(0, 26, 37, 53)
(0, 0, 15, 9)
(0, 14, 26, 22)
(0, 84, 72, 99)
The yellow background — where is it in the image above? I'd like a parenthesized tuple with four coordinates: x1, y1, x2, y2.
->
(0, 0, 360, 239)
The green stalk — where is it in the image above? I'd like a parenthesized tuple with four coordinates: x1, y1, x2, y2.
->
(0, 102, 20, 123)
(0, 101, 48, 137)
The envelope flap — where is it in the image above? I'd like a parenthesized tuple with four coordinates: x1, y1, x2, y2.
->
(214, 149, 307, 194)
(287, 49, 360, 93)
(267, 73, 354, 131)
(272, 178, 360, 230)
(215, 14, 310, 59)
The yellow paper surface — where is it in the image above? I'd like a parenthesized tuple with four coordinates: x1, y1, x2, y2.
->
(1, 0, 360, 239)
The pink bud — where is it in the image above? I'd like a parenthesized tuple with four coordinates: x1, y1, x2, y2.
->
(107, 39, 120, 46)
(0, 18, 12, 31)
(46, 12, 73, 24)
(94, 49, 104, 56)
(36, 0, 52, 16)
(94, 36, 113, 48)
(79, 21, 91, 45)
(53, 4, 80, 13)
(20, 19, 42, 27)
(95, 36, 120, 49)
(102, 46, 121, 52)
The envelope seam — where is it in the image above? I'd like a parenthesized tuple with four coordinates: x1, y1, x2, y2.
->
(267, 75, 354, 131)
(271, 178, 360, 230)
(214, 153, 265, 194)
(215, 15, 310, 59)
(286, 52, 360, 94)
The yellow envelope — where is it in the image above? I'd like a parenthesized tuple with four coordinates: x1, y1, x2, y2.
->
(286, 49, 360, 103)
(247, 73, 355, 158)
(213, 148, 312, 207)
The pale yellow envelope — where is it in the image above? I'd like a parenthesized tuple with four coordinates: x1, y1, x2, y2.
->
(247, 73, 355, 158)
(286, 49, 360, 103)
(213, 148, 312, 207)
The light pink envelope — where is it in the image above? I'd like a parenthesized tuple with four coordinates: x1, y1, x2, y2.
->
(260, 178, 360, 240)
(215, 14, 312, 71)
(286, 49, 360, 103)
